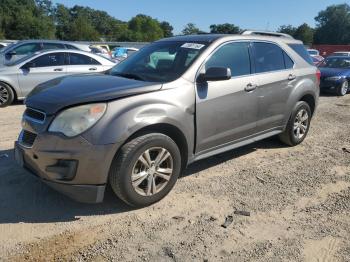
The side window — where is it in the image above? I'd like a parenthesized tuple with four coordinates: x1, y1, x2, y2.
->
(205, 42, 251, 77)
(65, 44, 79, 50)
(69, 53, 100, 65)
(253, 42, 285, 73)
(283, 52, 294, 69)
(29, 53, 65, 68)
(288, 44, 314, 65)
(43, 43, 65, 51)
(12, 43, 40, 55)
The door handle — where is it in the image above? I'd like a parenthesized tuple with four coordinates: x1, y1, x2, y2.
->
(89, 67, 97, 71)
(54, 68, 63, 72)
(288, 74, 297, 81)
(245, 83, 258, 92)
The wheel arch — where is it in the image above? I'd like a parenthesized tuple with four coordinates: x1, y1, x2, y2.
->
(0, 80, 18, 101)
(123, 123, 189, 170)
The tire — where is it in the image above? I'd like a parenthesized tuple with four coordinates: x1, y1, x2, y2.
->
(279, 101, 312, 146)
(336, 80, 348, 96)
(109, 133, 182, 207)
(0, 83, 14, 108)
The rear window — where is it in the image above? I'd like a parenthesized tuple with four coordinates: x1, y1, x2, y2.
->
(288, 44, 314, 65)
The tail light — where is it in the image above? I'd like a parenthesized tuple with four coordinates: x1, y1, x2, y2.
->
(316, 69, 321, 87)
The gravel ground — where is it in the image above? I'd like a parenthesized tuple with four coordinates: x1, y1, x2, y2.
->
(0, 95, 349, 261)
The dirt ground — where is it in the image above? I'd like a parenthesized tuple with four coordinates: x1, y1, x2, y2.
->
(0, 95, 349, 262)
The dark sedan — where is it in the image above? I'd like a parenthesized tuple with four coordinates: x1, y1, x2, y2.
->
(319, 56, 350, 96)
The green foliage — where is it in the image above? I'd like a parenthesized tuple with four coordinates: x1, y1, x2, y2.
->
(277, 25, 297, 36)
(210, 23, 241, 34)
(128, 14, 164, 41)
(0, 1, 349, 44)
(314, 4, 350, 44)
(294, 23, 314, 46)
(182, 23, 200, 35)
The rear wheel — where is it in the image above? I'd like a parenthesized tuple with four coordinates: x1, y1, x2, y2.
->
(0, 83, 14, 107)
(109, 133, 181, 207)
(279, 101, 311, 146)
(337, 80, 348, 96)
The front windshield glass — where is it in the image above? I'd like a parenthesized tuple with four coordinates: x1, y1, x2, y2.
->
(109, 41, 209, 82)
(320, 57, 350, 68)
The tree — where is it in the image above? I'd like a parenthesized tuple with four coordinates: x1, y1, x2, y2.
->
(314, 4, 350, 44)
(66, 14, 100, 41)
(293, 23, 314, 45)
(210, 23, 240, 34)
(182, 23, 200, 35)
(160, 21, 173, 37)
(128, 14, 164, 41)
(277, 25, 297, 36)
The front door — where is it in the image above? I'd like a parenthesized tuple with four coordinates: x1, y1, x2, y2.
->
(195, 41, 259, 153)
(18, 53, 67, 97)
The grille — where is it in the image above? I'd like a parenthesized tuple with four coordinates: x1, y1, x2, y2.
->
(24, 108, 46, 122)
(21, 130, 37, 147)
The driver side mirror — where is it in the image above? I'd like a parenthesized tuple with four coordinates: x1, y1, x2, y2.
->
(21, 61, 35, 70)
(5, 50, 16, 59)
(197, 67, 231, 83)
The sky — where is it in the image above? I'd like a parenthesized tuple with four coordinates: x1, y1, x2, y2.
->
(52, 0, 344, 34)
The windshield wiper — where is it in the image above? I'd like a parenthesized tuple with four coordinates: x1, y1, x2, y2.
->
(113, 72, 146, 81)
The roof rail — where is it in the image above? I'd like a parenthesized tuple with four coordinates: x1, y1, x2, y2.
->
(242, 30, 294, 39)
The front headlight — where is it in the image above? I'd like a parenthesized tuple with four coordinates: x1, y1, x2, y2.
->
(325, 76, 343, 81)
(49, 103, 107, 137)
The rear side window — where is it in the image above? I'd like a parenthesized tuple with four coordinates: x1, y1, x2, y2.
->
(30, 53, 65, 67)
(252, 42, 285, 73)
(206, 42, 251, 77)
(12, 43, 40, 55)
(43, 43, 65, 51)
(283, 52, 294, 69)
(69, 53, 100, 65)
(65, 44, 79, 50)
(288, 44, 313, 65)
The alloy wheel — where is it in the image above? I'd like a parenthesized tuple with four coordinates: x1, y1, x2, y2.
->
(0, 85, 9, 106)
(293, 109, 309, 140)
(131, 147, 174, 196)
(341, 81, 349, 96)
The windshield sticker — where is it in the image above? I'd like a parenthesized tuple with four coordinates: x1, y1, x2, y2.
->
(181, 43, 205, 50)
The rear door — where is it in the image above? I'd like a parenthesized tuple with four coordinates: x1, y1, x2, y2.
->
(66, 53, 105, 74)
(251, 42, 296, 132)
(18, 52, 67, 96)
(196, 41, 259, 153)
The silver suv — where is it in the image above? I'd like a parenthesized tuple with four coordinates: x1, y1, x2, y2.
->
(15, 31, 320, 207)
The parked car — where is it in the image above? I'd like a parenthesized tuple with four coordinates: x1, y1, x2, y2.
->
(318, 56, 350, 96)
(15, 32, 319, 207)
(308, 49, 320, 56)
(307, 49, 324, 65)
(90, 45, 112, 59)
(0, 50, 115, 107)
(0, 40, 91, 65)
(0, 42, 8, 50)
(112, 47, 139, 63)
(330, 51, 350, 57)
(311, 55, 324, 66)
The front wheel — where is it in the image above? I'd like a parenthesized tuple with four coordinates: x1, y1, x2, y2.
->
(0, 83, 14, 108)
(337, 80, 348, 96)
(279, 101, 312, 146)
(109, 133, 182, 207)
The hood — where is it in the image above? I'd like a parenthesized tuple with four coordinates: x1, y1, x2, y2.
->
(25, 74, 162, 115)
(319, 67, 350, 78)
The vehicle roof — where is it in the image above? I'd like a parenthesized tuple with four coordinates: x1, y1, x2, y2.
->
(7, 49, 112, 66)
(7, 39, 89, 46)
(157, 33, 302, 44)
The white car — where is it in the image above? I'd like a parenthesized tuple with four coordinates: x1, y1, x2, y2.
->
(0, 49, 115, 107)
(307, 49, 320, 56)
(332, 51, 350, 56)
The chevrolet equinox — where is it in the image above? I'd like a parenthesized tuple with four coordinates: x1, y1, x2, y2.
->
(15, 31, 320, 207)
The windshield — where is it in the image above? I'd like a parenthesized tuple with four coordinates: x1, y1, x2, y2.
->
(109, 41, 209, 82)
(320, 57, 350, 68)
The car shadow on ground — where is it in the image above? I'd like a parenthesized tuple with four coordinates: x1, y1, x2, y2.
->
(0, 137, 284, 224)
